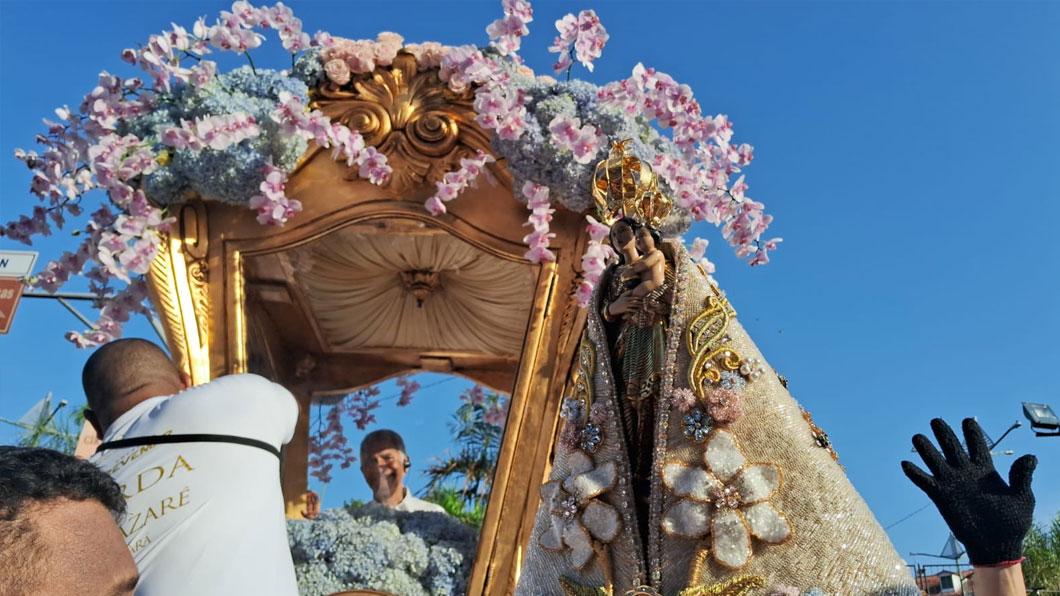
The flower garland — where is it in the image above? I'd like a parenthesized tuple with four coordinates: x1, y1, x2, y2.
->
(3, 0, 777, 343)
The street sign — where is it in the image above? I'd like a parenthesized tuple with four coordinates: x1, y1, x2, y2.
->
(0, 277, 26, 334)
(0, 250, 38, 278)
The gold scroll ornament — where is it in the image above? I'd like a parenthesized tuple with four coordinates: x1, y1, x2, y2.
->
(310, 52, 495, 195)
(686, 293, 746, 400)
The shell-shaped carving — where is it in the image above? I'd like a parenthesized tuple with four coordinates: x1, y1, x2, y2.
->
(309, 52, 497, 195)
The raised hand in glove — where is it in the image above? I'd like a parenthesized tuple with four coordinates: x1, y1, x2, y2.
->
(901, 418, 1036, 566)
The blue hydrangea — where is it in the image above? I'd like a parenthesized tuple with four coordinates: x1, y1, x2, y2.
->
(293, 48, 326, 88)
(123, 67, 309, 205)
(287, 506, 477, 596)
(491, 75, 691, 235)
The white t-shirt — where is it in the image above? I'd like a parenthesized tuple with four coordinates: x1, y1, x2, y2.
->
(363, 488, 447, 514)
(90, 374, 299, 596)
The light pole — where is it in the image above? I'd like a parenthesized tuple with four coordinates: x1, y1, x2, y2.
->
(1022, 402, 1060, 437)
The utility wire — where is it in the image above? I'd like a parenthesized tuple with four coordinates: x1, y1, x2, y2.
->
(884, 502, 934, 530)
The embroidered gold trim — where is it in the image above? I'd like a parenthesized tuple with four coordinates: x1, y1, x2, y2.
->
(686, 295, 745, 398)
(678, 574, 766, 596)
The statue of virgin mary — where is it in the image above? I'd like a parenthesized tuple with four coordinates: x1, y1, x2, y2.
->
(514, 142, 919, 596)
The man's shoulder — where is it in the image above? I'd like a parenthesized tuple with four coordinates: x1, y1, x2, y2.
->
(402, 495, 447, 514)
(172, 374, 294, 406)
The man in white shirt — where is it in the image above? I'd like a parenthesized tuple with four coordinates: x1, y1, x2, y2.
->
(84, 338, 299, 596)
(360, 429, 446, 513)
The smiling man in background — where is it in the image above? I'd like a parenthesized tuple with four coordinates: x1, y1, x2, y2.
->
(360, 429, 445, 513)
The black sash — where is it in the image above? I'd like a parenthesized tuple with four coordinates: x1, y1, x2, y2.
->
(95, 433, 281, 459)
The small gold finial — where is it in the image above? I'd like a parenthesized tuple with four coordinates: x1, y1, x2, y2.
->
(591, 140, 672, 229)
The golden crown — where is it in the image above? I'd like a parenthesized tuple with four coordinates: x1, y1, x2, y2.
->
(591, 139, 672, 229)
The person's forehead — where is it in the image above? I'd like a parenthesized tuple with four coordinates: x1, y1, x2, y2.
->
(31, 498, 139, 593)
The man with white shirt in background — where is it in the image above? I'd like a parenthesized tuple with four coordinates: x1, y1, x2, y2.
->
(360, 429, 445, 513)
(83, 338, 299, 596)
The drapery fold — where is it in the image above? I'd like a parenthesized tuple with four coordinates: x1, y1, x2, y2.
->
(291, 228, 535, 356)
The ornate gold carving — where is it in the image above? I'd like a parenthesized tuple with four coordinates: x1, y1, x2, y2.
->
(146, 235, 211, 384)
(310, 52, 494, 194)
(686, 294, 745, 398)
(399, 269, 442, 307)
(187, 259, 210, 348)
(148, 234, 190, 375)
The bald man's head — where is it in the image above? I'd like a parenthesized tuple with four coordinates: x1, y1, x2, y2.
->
(82, 339, 187, 435)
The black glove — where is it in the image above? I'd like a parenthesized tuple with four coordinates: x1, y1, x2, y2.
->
(901, 417, 1036, 566)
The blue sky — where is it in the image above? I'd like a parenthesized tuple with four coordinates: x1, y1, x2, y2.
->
(1, 0, 1058, 567)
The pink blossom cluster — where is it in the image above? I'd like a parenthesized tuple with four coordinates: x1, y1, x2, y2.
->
(549, 9, 609, 73)
(574, 215, 614, 306)
(319, 32, 405, 85)
(272, 91, 392, 185)
(486, 0, 534, 58)
(440, 46, 528, 141)
(474, 84, 528, 141)
(122, 23, 212, 93)
(6, 2, 339, 347)
(79, 72, 156, 136)
(459, 385, 509, 428)
(66, 278, 152, 348)
(402, 42, 448, 70)
(248, 165, 302, 226)
(395, 375, 421, 407)
(687, 237, 717, 284)
(209, 1, 316, 55)
(597, 63, 778, 265)
(548, 114, 602, 164)
(160, 112, 261, 152)
(307, 384, 385, 483)
(11, 117, 173, 346)
(424, 150, 496, 216)
(483, 397, 510, 428)
(521, 182, 555, 264)
(462, 385, 488, 406)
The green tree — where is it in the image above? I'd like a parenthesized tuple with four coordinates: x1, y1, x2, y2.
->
(0, 395, 83, 454)
(422, 386, 507, 521)
(1024, 511, 1060, 592)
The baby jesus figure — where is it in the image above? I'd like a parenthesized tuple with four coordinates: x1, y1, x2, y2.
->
(619, 225, 665, 298)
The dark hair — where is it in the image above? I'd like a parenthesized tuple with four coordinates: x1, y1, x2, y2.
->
(82, 338, 181, 419)
(0, 447, 128, 590)
(0, 447, 126, 523)
(360, 429, 407, 459)
(609, 217, 640, 265)
(610, 217, 662, 264)
(635, 223, 662, 248)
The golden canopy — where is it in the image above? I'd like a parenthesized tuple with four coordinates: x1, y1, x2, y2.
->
(146, 52, 592, 596)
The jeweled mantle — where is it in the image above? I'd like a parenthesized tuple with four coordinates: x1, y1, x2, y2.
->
(515, 242, 919, 596)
